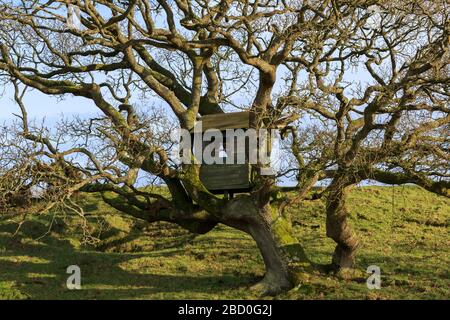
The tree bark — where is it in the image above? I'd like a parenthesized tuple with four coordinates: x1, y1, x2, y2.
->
(221, 196, 314, 295)
(92, 177, 316, 295)
(326, 178, 359, 269)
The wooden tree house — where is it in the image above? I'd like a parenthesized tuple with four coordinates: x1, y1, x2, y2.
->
(190, 111, 273, 195)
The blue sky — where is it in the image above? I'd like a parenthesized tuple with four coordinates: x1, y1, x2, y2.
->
(0, 66, 371, 122)
(0, 83, 99, 124)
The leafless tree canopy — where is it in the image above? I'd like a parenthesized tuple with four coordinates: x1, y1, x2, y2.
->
(0, 0, 448, 294)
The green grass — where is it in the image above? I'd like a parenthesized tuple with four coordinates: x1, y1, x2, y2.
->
(0, 186, 449, 299)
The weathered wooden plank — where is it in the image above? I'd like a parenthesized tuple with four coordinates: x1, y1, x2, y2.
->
(200, 164, 251, 190)
(195, 112, 251, 131)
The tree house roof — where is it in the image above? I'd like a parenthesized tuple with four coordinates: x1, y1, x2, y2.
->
(193, 111, 254, 131)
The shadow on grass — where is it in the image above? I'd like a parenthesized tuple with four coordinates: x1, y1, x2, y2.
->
(0, 219, 258, 299)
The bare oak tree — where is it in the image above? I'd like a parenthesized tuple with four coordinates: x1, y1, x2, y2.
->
(0, 0, 448, 294)
(280, 0, 449, 269)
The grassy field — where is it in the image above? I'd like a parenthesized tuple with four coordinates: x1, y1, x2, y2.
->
(0, 186, 449, 300)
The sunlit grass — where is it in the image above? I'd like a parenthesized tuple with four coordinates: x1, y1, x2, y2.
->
(0, 186, 448, 299)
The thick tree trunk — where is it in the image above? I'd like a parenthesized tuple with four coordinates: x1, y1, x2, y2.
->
(221, 196, 314, 295)
(326, 179, 359, 270)
(98, 172, 315, 295)
(247, 220, 292, 293)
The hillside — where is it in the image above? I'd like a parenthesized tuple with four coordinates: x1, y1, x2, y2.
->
(0, 186, 449, 299)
